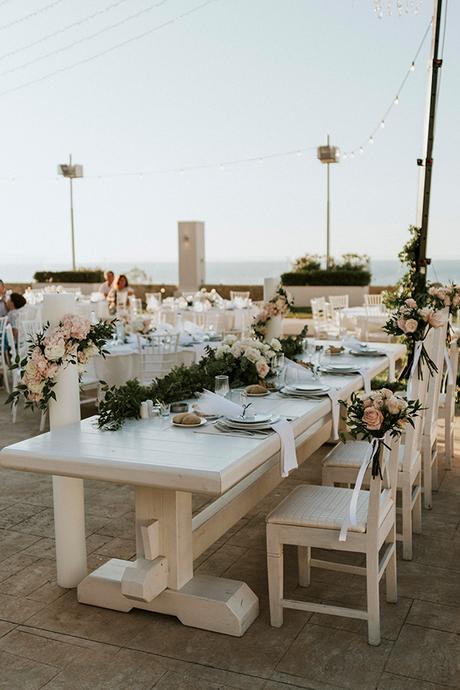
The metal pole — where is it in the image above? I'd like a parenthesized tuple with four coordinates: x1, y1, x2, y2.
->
(69, 154, 76, 270)
(326, 134, 331, 269)
(416, 0, 443, 283)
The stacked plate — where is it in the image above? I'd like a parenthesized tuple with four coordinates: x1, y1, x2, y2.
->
(218, 413, 280, 432)
(279, 383, 330, 399)
(349, 347, 385, 357)
(321, 364, 359, 375)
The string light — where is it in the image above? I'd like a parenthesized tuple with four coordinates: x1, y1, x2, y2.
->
(394, 95, 400, 105)
(369, 136, 374, 144)
(410, 61, 415, 72)
(0, 0, 64, 32)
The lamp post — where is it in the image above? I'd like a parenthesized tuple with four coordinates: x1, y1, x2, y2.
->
(317, 135, 340, 269)
(58, 155, 84, 271)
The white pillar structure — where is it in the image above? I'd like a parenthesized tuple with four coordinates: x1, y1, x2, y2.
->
(43, 293, 87, 588)
(178, 221, 205, 293)
(263, 277, 279, 302)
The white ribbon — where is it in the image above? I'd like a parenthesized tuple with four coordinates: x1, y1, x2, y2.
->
(387, 352, 396, 382)
(407, 340, 423, 398)
(444, 346, 454, 386)
(339, 437, 380, 542)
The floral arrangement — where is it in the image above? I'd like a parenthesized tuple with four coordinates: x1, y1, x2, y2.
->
(8, 316, 113, 411)
(340, 388, 422, 476)
(97, 334, 284, 430)
(428, 284, 460, 319)
(383, 297, 444, 379)
(126, 315, 154, 336)
(253, 286, 293, 339)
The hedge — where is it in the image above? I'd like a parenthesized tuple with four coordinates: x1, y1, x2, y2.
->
(281, 269, 371, 287)
(34, 270, 104, 283)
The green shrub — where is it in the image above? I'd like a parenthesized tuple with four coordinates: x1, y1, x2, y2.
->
(281, 269, 371, 286)
(34, 269, 104, 283)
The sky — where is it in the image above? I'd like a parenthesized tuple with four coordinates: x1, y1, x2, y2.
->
(0, 0, 458, 269)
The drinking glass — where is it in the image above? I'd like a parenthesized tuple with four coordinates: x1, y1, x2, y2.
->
(272, 353, 285, 386)
(215, 375, 230, 397)
(312, 346, 324, 380)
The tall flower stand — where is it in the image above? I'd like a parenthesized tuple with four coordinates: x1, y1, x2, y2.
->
(43, 294, 88, 588)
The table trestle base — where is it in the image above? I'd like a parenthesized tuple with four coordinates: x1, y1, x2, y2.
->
(78, 558, 259, 636)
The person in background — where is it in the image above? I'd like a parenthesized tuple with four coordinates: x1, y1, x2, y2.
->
(0, 280, 8, 317)
(99, 270, 115, 298)
(107, 274, 134, 314)
(6, 292, 27, 337)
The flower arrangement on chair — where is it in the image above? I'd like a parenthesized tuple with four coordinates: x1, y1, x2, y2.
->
(253, 286, 293, 339)
(383, 297, 444, 380)
(340, 388, 422, 477)
(7, 315, 113, 411)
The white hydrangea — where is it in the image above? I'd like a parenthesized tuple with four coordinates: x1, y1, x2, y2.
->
(270, 338, 282, 352)
(244, 347, 261, 363)
(222, 334, 238, 346)
(215, 344, 231, 359)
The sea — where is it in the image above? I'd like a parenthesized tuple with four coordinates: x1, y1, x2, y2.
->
(1, 259, 460, 286)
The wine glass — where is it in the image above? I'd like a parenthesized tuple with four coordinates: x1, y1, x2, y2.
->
(214, 375, 230, 397)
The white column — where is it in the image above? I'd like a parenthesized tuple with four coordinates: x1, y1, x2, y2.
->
(178, 221, 205, 293)
(43, 294, 88, 588)
(263, 277, 279, 302)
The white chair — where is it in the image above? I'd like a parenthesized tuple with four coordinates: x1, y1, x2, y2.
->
(310, 297, 339, 339)
(267, 434, 400, 646)
(439, 338, 459, 469)
(364, 294, 384, 307)
(17, 319, 43, 357)
(328, 294, 349, 311)
(138, 334, 180, 382)
(230, 290, 250, 302)
(0, 316, 10, 392)
(4, 325, 20, 421)
(421, 309, 449, 508)
(145, 292, 162, 312)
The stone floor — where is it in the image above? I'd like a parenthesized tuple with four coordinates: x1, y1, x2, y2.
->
(0, 393, 459, 690)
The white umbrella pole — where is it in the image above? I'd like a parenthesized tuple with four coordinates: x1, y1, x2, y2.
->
(43, 294, 87, 588)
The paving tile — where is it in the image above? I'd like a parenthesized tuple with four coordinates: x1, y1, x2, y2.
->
(0, 620, 16, 637)
(406, 599, 460, 634)
(42, 646, 165, 689)
(153, 671, 235, 689)
(0, 629, 83, 667)
(0, 529, 41, 559)
(95, 536, 136, 560)
(0, 553, 39, 584)
(129, 608, 309, 678)
(13, 507, 110, 539)
(410, 533, 460, 572)
(26, 591, 152, 646)
(146, 655, 265, 690)
(377, 672, 454, 690)
(396, 561, 460, 607)
(0, 558, 57, 597)
(266, 677, 346, 690)
(0, 591, 48, 624)
(386, 624, 460, 687)
(196, 544, 248, 577)
(95, 512, 135, 539)
(0, 649, 59, 689)
(0, 504, 48, 531)
(276, 622, 393, 690)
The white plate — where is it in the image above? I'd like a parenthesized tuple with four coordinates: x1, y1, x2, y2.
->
(281, 387, 329, 398)
(350, 349, 384, 357)
(295, 384, 329, 392)
(246, 390, 271, 397)
(223, 416, 280, 430)
(226, 414, 272, 425)
(172, 418, 207, 428)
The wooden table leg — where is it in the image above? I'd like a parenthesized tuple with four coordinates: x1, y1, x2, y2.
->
(78, 486, 259, 636)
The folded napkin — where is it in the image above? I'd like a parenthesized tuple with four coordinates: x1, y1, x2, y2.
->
(197, 390, 243, 417)
(284, 358, 312, 383)
(272, 419, 297, 477)
(342, 335, 364, 352)
(358, 367, 371, 395)
(326, 388, 340, 441)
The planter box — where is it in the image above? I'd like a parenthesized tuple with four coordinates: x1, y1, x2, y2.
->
(288, 285, 369, 308)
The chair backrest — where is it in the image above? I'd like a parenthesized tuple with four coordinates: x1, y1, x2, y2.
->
(0, 316, 8, 352)
(230, 291, 250, 301)
(129, 296, 143, 315)
(310, 297, 328, 323)
(364, 294, 383, 306)
(4, 324, 17, 360)
(444, 336, 459, 399)
(367, 433, 400, 537)
(423, 308, 449, 436)
(328, 295, 349, 311)
(138, 333, 180, 381)
(145, 292, 162, 312)
(17, 319, 43, 355)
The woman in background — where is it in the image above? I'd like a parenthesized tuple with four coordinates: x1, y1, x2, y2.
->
(107, 274, 134, 314)
(6, 292, 27, 338)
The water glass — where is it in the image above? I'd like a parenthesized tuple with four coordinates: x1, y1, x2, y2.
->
(159, 402, 171, 417)
(272, 353, 285, 386)
(215, 375, 230, 397)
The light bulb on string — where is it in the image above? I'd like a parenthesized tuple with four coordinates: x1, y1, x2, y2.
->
(219, 164, 225, 171)
(359, 146, 364, 155)
(350, 152, 355, 159)
(380, 120, 385, 129)
(369, 136, 374, 144)
(394, 95, 399, 105)
(410, 62, 415, 72)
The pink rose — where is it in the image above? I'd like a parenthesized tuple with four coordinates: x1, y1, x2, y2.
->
(427, 311, 444, 328)
(405, 319, 418, 333)
(405, 298, 417, 308)
(362, 407, 384, 431)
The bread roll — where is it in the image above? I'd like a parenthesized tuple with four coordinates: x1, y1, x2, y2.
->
(246, 384, 268, 394)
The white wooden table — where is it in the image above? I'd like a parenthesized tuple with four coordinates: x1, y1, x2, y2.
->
(0, 343, 405, 637)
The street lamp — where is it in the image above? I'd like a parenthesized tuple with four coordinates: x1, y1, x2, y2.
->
(317, 135, 340, 269)
(58, 154, 83, 271)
